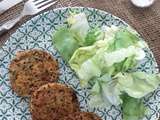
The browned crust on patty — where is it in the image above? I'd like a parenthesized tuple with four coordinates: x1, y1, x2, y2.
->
(30, 83, 80, 120)
(62, 112, 102, 120)
(9, 49, 59, 96)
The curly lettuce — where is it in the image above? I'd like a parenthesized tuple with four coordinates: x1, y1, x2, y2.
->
(69, 27, 146, 86)
(52, 12, 159, 120)
(89, 72, 160, 108)
(53, 13, 104, 61)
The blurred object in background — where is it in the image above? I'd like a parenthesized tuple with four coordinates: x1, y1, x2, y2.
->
(131, 0, 156, 8)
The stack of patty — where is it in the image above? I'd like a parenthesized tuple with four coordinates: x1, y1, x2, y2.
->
(30, 83, 101, 120)
(9, 49, 102, 120)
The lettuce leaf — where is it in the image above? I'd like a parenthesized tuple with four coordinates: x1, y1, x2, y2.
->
(67, 13, 90, 45)
(103, 46, 145, 67)
(84, 27, 104, 46)
(69, 40, 108, 71)
(77, 59, 101, 87)
(89, 72, 160, 107)
(53, 27, 80, 61)
(121, 94, 147, 120)
(105, 26, 147, 52)
(116, 72, 160, 98)
(89, 74, 122, 107)
(114, 28, 139, 49)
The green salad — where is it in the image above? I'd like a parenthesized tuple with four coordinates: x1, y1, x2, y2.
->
(52, 12, 160, 120)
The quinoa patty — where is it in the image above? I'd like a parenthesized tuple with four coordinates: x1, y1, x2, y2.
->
(9, 49, 59, 96)
(62, 112, 102, 120)
(30, 83, 80, 120)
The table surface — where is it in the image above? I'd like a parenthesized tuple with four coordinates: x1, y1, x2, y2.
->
(0, 0, 160, 69)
